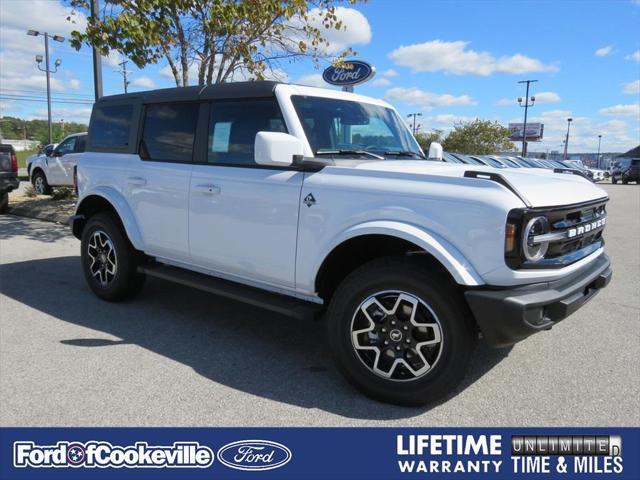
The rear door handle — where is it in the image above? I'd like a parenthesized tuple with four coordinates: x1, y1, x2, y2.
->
(127, 176, 147, 186)
(194, 184, 221, 195)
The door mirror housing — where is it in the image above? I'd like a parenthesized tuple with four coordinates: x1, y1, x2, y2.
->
(51, 149, 62, 157)
(428, 142, 443, 161)
(254, 132, 304, 167)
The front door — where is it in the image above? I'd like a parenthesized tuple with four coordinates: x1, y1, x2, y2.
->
(48, 135, 76, 185)
(189, 98, 303, 288)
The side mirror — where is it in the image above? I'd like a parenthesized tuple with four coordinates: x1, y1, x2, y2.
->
(255, 131, 304, 167)
(428, 142, 443, 161)
(51, 150, 61, 157)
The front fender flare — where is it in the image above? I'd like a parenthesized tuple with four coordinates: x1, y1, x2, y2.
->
(314, 221, 484, 287)
(75, 187, 144, 250)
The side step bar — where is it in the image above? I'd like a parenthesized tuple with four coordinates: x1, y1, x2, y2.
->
(138, 263, 323, 321)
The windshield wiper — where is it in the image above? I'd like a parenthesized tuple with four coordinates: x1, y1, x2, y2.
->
(316, 149, 384, 160)
(383, 150, 425, 159)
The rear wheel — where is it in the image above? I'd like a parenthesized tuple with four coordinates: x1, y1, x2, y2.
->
(611, 176, 617, 184)
(326, 257, 476, 406)
(32, 170, 52, 195)
(81, 213, 145, 301)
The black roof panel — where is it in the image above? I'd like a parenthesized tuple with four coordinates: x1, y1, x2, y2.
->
(97, 81, 281, 104)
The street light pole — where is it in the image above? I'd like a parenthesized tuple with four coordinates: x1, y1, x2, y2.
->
(563, 118, 573, 160)
(518, 79, 537, 157)
(407, 112, 422, 136)
(597, 134, 602, 169)
(27, 30, 64, 144)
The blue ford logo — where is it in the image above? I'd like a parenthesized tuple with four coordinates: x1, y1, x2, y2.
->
(322, 60, 375, 86)
(217, 440, 292, 471)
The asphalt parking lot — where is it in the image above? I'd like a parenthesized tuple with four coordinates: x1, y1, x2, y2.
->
(0, 184, 638, 427)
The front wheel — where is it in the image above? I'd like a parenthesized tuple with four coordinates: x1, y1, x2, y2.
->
(612, 177, 617, 184)
(31, 170, 52, 195)
(81, 213, 145, 301)
(326, 257, 476, 406)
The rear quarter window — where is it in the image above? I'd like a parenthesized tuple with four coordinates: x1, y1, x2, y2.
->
(88, 103, 134, 151)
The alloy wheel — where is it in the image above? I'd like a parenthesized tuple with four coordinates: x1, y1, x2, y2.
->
(87, 230, 117, 286)
(350, 290, 443, 382)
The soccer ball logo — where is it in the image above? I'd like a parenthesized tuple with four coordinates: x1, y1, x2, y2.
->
(67, 444, 86, 465)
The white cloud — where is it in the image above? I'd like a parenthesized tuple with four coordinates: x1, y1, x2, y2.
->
(623, 80, 640, 94)
(68, 79, 81, 90)
(385, 87, 477, 111)
(34, 106, 92, 124)
(598, 104, 640, 116)
(519, 110, 639, 152)
(626, 50, 640, 62)
(380, 68, 398, 77)
(131, 76, 156, 89)
(102, 51, 123, 68)
(370, 77, 391, 87)
(496, 91, 560, 106)
(296, 73, 329, 88)
(595, 45, 614, 57)
(297, 7, 371, 55)
(533, 91, 561, 104)
(389, 40, 558, 76)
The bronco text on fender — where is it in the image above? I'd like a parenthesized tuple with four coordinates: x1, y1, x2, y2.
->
(71, 81, 612, 406)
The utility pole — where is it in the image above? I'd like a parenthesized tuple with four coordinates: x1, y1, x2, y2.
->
(27, 30, 64, 145)
(596, 134, 602, 169)
(90, 0, 103, 100)
(117, 60, 130, 93)
(563, 118, 573, 160)
(407, 112, 422, 136)
(517, 79, 537, 157)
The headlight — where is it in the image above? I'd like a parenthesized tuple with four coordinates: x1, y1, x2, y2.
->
(522, 216, 550, 262)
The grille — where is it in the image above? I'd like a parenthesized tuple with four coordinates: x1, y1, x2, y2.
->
(545, 201, 607, 259)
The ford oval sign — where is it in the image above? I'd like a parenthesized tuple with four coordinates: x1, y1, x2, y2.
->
(217, 440, 292, 471)
(322, 60, 375, 87)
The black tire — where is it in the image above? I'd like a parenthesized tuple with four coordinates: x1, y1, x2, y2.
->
(611, 177, 617, 185)
(81, 212, 145, 301)
(326, 257, 476, 406)
(0, 192, 8, 214)
(622, 176, 629, 185)
(31, 169, 52, 195)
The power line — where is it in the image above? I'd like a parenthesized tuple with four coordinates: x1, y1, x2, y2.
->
(0, 95, 93, 105)
(0, 88, 94, 99)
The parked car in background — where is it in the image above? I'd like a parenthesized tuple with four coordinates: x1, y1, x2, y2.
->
(611, 158, 640, 184)
(0, 143, 19, 213)
(26, 143, 57, 177)
(563, 160, 595, 181)
(29, 133, 87, 194)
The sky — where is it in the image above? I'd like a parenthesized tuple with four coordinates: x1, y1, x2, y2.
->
(0, 0, 639, 154)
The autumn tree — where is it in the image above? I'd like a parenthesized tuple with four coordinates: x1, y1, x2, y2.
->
(415, 130, 444, 152)
(68, 0, 363, 87)
(443, 119, 515, 155)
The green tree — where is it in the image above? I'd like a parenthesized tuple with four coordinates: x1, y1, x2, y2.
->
(415, 130, 444, 152)
(69, 0, 364, 87)
(0, 116, 87, 145)
(443, 119, 515, 155)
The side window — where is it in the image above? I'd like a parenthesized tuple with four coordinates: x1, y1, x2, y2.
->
(89, 104, 133, 150)
(56, 136, 76, 156)
(207, 98, 286, 166)
(75, 135, 86, 153)
(141, 102, 199, 163)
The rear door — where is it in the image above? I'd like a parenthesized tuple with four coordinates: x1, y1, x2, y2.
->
(130, 101, 198, 262)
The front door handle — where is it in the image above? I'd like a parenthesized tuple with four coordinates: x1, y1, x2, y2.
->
(127, 176, 147, 187)
(194, 184, 221, 195)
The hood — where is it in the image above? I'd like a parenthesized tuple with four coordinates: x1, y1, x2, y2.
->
(349, 160, 608, 208)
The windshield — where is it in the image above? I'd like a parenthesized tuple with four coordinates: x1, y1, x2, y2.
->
(291, 95, 422, 159)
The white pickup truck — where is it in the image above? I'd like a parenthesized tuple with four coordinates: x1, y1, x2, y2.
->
(71, 82, 611, 405)
(28, 133, 86, 195)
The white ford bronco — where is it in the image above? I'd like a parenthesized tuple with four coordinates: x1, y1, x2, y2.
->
(71, 81, 611, 405)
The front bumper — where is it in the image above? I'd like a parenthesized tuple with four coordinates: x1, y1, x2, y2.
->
(465, 253, 612, 348)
